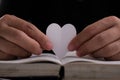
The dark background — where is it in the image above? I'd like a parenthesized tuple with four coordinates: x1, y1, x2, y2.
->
(0, 0, 119, 33)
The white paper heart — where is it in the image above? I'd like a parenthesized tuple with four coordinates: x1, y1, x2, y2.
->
(46, 23, 76, 59)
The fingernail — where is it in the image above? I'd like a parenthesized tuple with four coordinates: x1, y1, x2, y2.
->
(46, 42, 53, 50)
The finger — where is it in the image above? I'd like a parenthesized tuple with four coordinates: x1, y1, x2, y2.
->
(0, 14, 53, 50)
(0, 37, 31, 58)
(0, 50, 16, 60)
(0, 23, 42, 55)
(77, 24, 120, 57)
(68, 16, 120, 51)
(105, 52, 120, 61)
(92, 39, 120, 58)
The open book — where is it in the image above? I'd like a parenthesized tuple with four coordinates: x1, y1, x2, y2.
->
(0, 51, 120, 65)
(1, 23, 120, 79)
(1, 51, 120, 79)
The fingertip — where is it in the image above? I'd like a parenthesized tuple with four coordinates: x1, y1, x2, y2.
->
(45, 41, 53, 50)
(42, 35, 53, 50)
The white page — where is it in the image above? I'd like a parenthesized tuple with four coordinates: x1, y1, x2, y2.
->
(61, 51, 120, 65)
(0, 52, 120, 65)
(0, 53, 62, 65)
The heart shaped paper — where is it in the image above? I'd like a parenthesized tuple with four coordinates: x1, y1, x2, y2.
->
(46, 23, 76, 59)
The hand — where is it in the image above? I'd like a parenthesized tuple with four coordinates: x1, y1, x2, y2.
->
(0, 14, 53, 60)
(68, 16, 120, 61)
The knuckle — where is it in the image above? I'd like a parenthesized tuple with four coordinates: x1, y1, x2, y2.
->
(25, 24, 36, 32)
(111, 42, 120, 52)
(82, 44, 91, 53)
(106, 45, 113, 52)
(40, 34, 46, 42)
(22, 22, 37, 34)
(106, 16, 120, 24)
(0, 15, 13, 31)
(95, 33, 106, 45)
(0, 14, 12, 21)
(108, 16, 119, 21)
(0, 22, 5, 31)
(13, 31, 25, 40)
(85, 27, 95, 36)
(103, 43, 120, 57)
(104, 45, 114, 56)
(0, 15, 12, 31)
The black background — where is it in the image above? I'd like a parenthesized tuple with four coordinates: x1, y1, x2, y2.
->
(0, 0, 117, 33)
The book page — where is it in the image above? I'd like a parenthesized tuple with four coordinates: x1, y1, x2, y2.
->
(1, 52, 120, 65)
(61, 51, 120, 65)
(0, 53, 62, 65)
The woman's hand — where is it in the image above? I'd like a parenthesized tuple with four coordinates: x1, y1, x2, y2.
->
(0, 14, 53, 60)
(68, 16, 120, 60)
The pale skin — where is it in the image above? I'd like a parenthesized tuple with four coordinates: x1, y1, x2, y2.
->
(68, 16, 120, 61)
(0, 14, 53, 60)
(0, 14, 120, 60)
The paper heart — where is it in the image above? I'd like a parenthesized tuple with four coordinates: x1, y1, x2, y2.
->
(46, 23, 76, 59)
